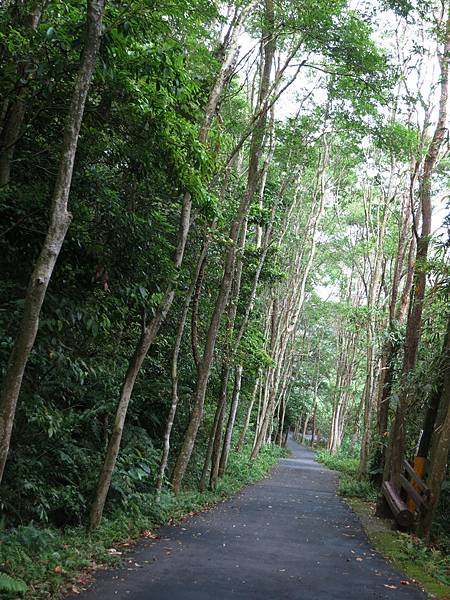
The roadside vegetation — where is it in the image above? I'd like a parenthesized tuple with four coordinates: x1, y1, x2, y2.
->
(0, 445, 284, 598)
(1, 0, 449, 597)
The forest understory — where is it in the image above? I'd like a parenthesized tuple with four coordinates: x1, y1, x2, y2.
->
(0, 0, 449, 597)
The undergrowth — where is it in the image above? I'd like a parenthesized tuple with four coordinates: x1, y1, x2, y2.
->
(0, 444, 285, 599)
(314, 448, 359, 476)
(337, 476, 378, 501)
(315, 449, 377, 501)
(396, 533, 450, 588)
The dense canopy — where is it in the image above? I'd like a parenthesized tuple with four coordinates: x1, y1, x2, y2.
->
(0, 0, 449, 596)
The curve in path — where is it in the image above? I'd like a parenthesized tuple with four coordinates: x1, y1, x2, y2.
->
(71, 439, 426, 599)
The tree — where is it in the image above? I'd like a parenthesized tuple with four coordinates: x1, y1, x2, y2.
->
(386, 8, 450, 488)
(417, 311, 450, 540)
(0, 0, 105, 483)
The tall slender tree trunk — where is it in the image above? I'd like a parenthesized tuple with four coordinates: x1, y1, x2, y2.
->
(310, 402, 317, 446)
(156, 238, 210, 497)
(0, 0, 105, 485)
(199, 390, 224, 492)
(251, 141, 328, 460)
(293, 414, 302, 441)
(209, 364, 230, 490)
(359, 184, 388, 476)
(218, 365, 243, 476)
(417, 324, 450, 540)
(376, 190, 414, 473)
(329, 330, 358, 455)
(89, 8, 252, 524)
(0, 1, 47, 185)
(309, 350, 321, 447)
(411, 313, 450, 489)
(387, 18, 449, 488)
(235, 375, 259, 451)
(302, 414, 310, 444)
(171, 0, 275, 493)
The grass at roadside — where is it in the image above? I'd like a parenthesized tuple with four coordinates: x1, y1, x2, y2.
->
(315, 448, 378, 501)
(348, 498, 450, 598)
(315, 448, 450, 598)
(0, 444, 285, 600)
(315, 448, 359, 475)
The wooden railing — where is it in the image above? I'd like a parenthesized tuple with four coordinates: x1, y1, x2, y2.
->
(382, 460, 429, 528)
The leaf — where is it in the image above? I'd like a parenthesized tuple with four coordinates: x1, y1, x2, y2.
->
(0, 572, 28, 593)
(46, 27, 56, 40)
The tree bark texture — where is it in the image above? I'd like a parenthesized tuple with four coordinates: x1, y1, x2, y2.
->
(156, 238, 211, 497)
(417, 331, 450, 540)
(235, 375, 259, 451)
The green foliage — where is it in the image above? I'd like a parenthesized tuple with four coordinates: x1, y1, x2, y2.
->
(349, 499, 450, 598)
(393, 534, 450, 588)
(374, 122, 420, 159)
(337, 476, 377, 501)
(316, 450, 376, 501)
(0, 1, 447, 596)
(0, 444, 283, 600)
(432, 481, 450, 554)
(0, 573, 27, 595)
(315, 449, 359, 475)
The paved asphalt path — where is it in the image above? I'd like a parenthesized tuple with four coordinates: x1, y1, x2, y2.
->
(71, 439, 427, 599)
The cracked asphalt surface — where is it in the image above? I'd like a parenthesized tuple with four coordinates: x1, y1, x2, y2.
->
(70, 439, 426, 599)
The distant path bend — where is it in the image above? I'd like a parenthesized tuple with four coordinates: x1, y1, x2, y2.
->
(72, 439, 426, 599)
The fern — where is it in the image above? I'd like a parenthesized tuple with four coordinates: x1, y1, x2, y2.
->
(0, 572, 27, 593)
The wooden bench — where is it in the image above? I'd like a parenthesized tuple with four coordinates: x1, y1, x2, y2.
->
(382, 460, 429, 528)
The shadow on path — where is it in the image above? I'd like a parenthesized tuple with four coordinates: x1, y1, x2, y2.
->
(70, 438, 426, 599)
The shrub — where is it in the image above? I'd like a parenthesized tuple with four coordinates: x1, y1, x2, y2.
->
(315, 448, 359, 475)
(338, 475, 377, 501)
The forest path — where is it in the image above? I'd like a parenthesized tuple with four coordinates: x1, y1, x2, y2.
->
(71, 439, 426, 599)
